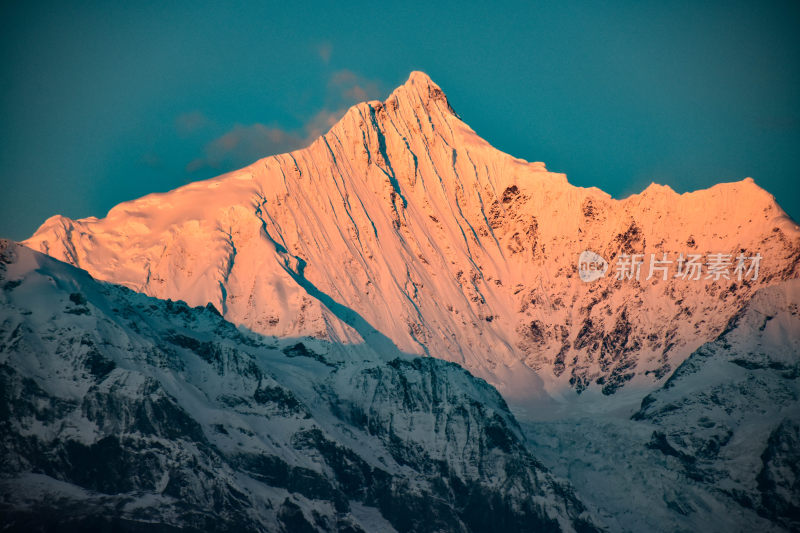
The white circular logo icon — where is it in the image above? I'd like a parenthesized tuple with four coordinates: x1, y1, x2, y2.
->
(578, 250, 608, 282)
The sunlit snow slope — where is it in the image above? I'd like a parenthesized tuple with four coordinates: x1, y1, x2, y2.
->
(25, 72, 800, 402)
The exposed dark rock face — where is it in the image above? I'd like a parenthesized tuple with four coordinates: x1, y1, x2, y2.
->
(757, 420, 800, 527)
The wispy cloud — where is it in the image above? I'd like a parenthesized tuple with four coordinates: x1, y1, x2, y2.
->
(141, 151, 163, 169)
(317, 41, 333, 64)
(175, 111, 211, 136)
(186, 124, 305, 173)
(186, 70, 385, 174)
(327, 69, 382, 104)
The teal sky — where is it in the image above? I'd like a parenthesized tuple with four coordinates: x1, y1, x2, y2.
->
(1, 1, 798, 240)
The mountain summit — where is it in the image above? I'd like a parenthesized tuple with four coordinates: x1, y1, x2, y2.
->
(389, 70, 458, 114)
(24, 72, 800, 404)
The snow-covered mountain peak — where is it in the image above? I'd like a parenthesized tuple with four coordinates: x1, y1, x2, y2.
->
(389, 70, 456, 114)
(22, 73, 800, 405)
(638, 182, 676, 196)
(322, 71, 456, 142)
(405, 70, 437, 87)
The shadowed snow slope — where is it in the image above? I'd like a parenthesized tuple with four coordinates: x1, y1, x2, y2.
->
(24, 72, 800, 405)
(0, 239, 598, 532)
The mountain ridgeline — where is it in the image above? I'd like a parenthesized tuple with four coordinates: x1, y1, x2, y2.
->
(24, 72, 800, 401)
(4, 72, 800, 531)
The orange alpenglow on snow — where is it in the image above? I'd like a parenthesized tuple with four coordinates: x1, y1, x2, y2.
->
(25, 72, 800, 406)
